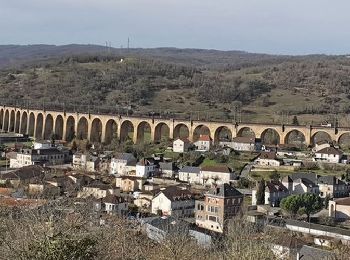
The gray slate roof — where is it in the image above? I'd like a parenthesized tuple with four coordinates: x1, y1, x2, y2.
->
(114, 152, 136, 162)
(159, 162, 174, 171)
(179, 166, 200, 174)
(298, 245, 335, 260)
(207, 183, 243, 197)
(318, 175, 345, 186)
(287, 172, 317, 183)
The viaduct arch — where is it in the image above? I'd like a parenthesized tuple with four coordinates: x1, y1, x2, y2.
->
(1, 105, 350, 147)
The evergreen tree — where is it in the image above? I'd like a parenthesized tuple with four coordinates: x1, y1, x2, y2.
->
(292, 116, 299, 126)
(256, 180, 266, 205)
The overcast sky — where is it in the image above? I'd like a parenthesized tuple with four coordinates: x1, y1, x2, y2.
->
(1, 0, 349, 54)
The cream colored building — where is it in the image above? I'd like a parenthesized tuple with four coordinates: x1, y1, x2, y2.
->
(77, 181, 117, 199)
(200, 166, 234, 185)
(109, 153, 136, 175)
(115, 176, 146, 192)
(329, 197, 350, 221)
(73, 153, 99, 172)
(194, 135, 212, 152)
(173, 138, 191, 153)
(151, 186, 195, 217)
(178, 166, 201, 184)
(254, 152, 281, 167)
(314, 147, 343, 164)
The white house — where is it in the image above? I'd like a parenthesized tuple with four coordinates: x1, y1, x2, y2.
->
(110, 153, 136, 175)
(173, 138, 191, 153)
(33, 140, 64, 150)
(314, 147, 343, 164)
(151, 186, 195, 217)
(221, 137, 261, 152)
(254, 152, 281, 167)
(178, 166, 201, 184)
(136, 158, 156, 178)
(252, 180, 289, 207)
(194, 135, 212, 152)
(200, 166, 234, 185)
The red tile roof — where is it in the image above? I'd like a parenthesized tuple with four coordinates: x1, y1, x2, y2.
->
(259, 152, 277, 160)
(316, 147, 343, 155)
(201, 165, 231, 173)
(198, 135, 211, 141)
(157, 186, 193, 201)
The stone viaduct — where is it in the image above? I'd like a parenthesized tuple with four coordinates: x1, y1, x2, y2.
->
(1, 105, 350, 146)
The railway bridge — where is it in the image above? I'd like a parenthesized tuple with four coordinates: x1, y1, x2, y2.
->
(1, 105, 350, 146)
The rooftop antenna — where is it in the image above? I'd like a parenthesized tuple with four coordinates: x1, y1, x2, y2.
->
(127, 37, 130, 50)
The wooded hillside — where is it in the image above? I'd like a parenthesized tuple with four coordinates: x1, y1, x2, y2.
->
(1, 45, 350, 125)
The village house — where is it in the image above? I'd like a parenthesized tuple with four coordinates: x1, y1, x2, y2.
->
(136, 158, 156, 178)
(252, 180, 290, 207)
(143, 181, 160, 191)
(134, 191, 156, 209)
(28, 180, 61, 198)
(317, 176, 350, 198)
(143, 216, 213, 247)
(77, 180, 117, 199)
(10, 147, 67, 168)
(282, 174, 319, 195)
(178, 166, 201, 184)
(200, 165, 235, 186)
(312, 140, 331, 153)
(109, 153, 137, 175)
(151, 186, 195, 217)
(115, 176, 146, 192)
(94, 194, 128, 215)
(173, 138, 191, 153)
(158, 162, 176, 178)
(254, 152, 281, 167)
(73, 152, 100, 172)
(314, 146, 344, 164)
(195, 183, 243, 233)
(221, 137, 261, 152)
(194, 135, 212, 152)
(329, 197, 350, 221)
(33, 140, 64, 150)
(0, 165, 46, 188)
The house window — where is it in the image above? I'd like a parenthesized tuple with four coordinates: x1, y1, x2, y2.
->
(207, 206, 218, 213)
(208, 215, 217, 222)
